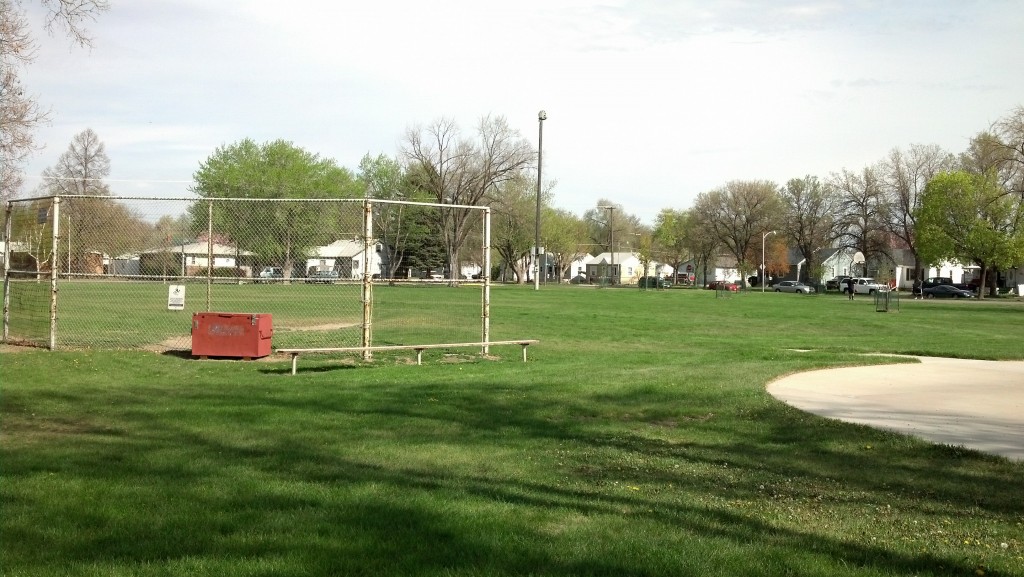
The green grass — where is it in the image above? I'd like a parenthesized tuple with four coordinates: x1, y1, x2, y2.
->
(2, 286, 1023, 576)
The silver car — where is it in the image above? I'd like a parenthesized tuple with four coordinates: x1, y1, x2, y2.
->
(773, 280, 816, 294)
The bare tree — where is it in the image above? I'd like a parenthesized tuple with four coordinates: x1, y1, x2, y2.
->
(679, 209, 720, 286)
(990, 106, 1024, 199)
(583, 200, 642, 253)
(403, 115, 533, 282)
(0, 0, 109, 202)
(39, 128, 113, 271)
(831, 166, 889, 276)
(692, 180, 782, 286)
(41, 128, 110, 196)
(877, 144, 954, 281)
(780, 175, 845, 285)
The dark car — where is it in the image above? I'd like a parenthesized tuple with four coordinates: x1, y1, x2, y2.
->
(923, 284, 974, 298)
(638, 276, 671, 288)
(305, 270, 339, 284)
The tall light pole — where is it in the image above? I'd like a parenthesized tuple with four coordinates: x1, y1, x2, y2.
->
(534, 110, 546, 291)
(761, 230, 776, 292)
(599, 205, 615, 285)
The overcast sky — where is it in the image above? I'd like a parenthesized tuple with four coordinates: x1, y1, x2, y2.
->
(18, 0, 1024, 225)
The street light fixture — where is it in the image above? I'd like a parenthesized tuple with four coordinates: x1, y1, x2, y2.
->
(761, 230, 776, 293)
(534, 110, 546, 291)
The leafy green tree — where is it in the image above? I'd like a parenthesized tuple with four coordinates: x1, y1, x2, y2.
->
(653, 208, 690, 281)
(916, 171, 1024, 299)
(358, 153, 435, 278)
(488, 173, 534, 283)
(542, 208, 590, 282)
(190, 139, 358, 279)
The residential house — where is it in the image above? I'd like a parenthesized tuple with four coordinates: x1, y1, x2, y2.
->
(138, 241, 255, 277)
(585, 252, 643, 284)
(678, 255, 741, 287)
(307, 239, 384, 280)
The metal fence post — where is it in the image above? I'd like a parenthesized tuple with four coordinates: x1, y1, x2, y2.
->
(49, 196, 61, 350)
(362, 199, 373, 361)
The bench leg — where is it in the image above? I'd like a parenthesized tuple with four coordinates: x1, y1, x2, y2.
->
(521, 343, 529, 362)
(415, 348, 424, 365)
(291, 353, 299, 375)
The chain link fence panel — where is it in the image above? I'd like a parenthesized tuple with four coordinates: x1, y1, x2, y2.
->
(3, 196, 493, 353)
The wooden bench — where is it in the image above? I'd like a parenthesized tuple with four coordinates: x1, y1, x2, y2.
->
(277, 340, 539, 375)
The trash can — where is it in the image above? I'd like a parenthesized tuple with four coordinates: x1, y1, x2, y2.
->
(191, 313, 273, 359)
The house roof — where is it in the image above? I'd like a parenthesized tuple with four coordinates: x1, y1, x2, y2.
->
(141, 242, 254, 256)
(313, 239, 366, 258)
(589, 251, 639, 264)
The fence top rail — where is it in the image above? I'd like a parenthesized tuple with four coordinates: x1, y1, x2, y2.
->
(6, 195, 488, 211)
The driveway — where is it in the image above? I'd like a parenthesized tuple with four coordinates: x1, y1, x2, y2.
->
(766, 356, 1024, 461)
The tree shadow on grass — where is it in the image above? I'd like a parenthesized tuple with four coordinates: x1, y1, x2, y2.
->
(2, 374, 1020, 576)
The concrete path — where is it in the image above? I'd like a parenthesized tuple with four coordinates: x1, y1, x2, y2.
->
(766, 356, 1024, 461)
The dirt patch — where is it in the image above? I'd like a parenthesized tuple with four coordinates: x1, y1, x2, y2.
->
(0, 343, 43, 354)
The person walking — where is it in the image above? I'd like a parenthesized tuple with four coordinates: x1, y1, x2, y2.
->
(846, 277, 855, 300)
(912, 278, 923, 300)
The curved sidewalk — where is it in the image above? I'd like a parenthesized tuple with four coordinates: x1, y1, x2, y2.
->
(766, 356, 1024, 461)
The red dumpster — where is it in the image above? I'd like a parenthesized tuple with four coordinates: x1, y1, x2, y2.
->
(191, 313, 273, 359)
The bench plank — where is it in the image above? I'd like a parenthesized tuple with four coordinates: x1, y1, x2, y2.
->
(278, 340, 539, 375)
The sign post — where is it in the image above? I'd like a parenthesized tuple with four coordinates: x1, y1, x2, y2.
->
(167, 285, 186, 311)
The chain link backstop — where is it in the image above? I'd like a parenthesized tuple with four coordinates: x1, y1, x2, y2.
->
(3, 195, 495, 353)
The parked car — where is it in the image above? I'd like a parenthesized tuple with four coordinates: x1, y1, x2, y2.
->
(923, 284, 975, 298)
(255, 266, 283, 283)
(922, 276, 954, 289)
(305, 269, 339, 284)
(826, 276, 852, 291)
(707, 280, 739, 291)
(638, 276, 671, 288)
(774, 280, 816, 294)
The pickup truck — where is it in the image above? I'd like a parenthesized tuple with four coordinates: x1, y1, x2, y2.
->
(845, 277, 888, 295)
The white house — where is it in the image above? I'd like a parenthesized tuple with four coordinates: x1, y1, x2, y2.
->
(138, 241, 254, 276)
(308, 239, 383, 279)
(582, 252, 670, 284)
(678, 255, 741, 286)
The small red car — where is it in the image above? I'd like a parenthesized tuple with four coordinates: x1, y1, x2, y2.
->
(706, 280, 739, 291)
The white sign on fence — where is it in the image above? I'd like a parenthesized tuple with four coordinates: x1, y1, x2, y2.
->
(167, 285, 186, 311)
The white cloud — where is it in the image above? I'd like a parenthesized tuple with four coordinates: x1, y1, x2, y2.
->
(14, 0, 1024, 223)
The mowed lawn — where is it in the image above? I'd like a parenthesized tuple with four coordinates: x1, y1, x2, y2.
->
(2, 286, 1022, 577)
